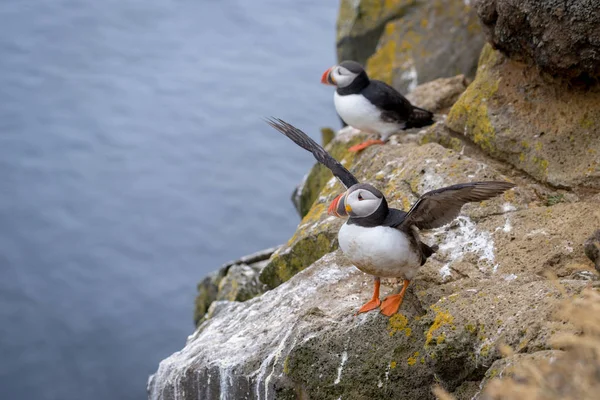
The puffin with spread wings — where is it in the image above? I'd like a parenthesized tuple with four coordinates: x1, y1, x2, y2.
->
(266, 118, 515, 316)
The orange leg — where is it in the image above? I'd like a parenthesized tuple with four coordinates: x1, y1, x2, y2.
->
(356, 277, 381, 314)
(380, 279, 410, 316)
(348, 139, 386, 152)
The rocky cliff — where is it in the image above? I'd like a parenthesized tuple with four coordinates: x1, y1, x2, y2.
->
(149, 1, 600, 399)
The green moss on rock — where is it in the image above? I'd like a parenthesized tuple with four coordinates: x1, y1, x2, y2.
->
(320, 127, 335, 147)
(193, 269, 228, 326)
(260, 229, 339, 289)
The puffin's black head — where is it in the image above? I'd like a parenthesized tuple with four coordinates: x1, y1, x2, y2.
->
(327, 183, 388, 223)
(321, 60, 369, 89)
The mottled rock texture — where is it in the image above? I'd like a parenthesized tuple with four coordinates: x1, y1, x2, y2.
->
(150, 243, 592, 400)
(336, 0, 418, 67)
(476, 0, 600, 78)
(336, 0, 484, 94)
(406, 75, 470, 114)
(585, 230, 600, 273)
(366, 0, 484, 93)
(446, 44, 600, 190)
(193, 248, 276, 326)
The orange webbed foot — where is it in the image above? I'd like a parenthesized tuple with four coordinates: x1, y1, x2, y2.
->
(348, 139, 385, 152)
(379, 294, 405, 316)
(355, 298, 382, 315)
(355, 277, 381, 315)
(380, 279, 410, 317)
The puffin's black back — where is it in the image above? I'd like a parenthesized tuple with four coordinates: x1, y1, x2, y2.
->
(334, 59, 434, 128)
(362, 80, 434, 128)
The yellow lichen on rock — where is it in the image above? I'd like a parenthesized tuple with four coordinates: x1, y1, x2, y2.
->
(407, 351, 420, 366)
(388, 313, 412, 337)
(447, 44, 500, 156)
(364, 0, 484, 92)
(366, 40, 396, 85)
(420, 128, 464, 152)
(446, 43, 600, 189)
(336, 0, 417, 65)
(425, 304, 454, 346)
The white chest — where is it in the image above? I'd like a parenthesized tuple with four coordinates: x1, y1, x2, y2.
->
(338, 223, 421, 279)
(333, 92, 399, 136)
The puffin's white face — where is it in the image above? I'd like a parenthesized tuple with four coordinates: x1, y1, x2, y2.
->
(321, 65, 360, 88)
(328, 183, 386, 219)
(330, 65, 359, 88)
(345, 188, 383, 218)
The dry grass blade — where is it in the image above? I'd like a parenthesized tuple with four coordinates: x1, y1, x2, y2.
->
(432, 385, 456, 400)
(497, 342, 515, 358)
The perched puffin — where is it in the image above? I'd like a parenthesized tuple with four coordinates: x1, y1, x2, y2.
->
(266, 118, 515, 316)
(321, 61, 434, 152)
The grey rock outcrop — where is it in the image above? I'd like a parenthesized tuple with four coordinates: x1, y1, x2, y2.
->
(476, 0, 600, 78)
(193, 247, 276, 326)
(444, 44, 600, 190)
(336, 0, 485, 94)
(336, 0, 417, 66)
(365, 0, 485, 93)
(584, 230, 600, 272)
(406, 75, 470, 114)
(150, 243, 591, 400)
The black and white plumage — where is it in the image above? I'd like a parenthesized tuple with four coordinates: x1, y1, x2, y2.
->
(265, 118, 515, 316)
(321, 61, 434, 144)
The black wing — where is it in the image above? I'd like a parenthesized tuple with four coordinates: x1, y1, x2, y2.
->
(364, 80, 434, 128)
(265, 118, 359, 189)
(397, 181, 516, 230)
(363, 80, 415, 124)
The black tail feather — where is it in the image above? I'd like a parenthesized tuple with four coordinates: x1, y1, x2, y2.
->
(406, 106, 434, 129)
(420, 242, 438, 265)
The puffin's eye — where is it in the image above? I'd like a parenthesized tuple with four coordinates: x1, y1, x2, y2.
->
(337, 68, 343, 75)
(357, 192, 364, 201)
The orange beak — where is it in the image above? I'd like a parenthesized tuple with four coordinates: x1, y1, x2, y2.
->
(327, 192, 347, 217)
(321, 67, 335, 85)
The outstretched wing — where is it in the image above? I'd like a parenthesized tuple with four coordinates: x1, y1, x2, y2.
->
(398, 181, 516, 230)
(265, 117, 359, 189)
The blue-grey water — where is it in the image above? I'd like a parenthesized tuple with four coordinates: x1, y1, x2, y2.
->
(0, 1, 339, 399)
